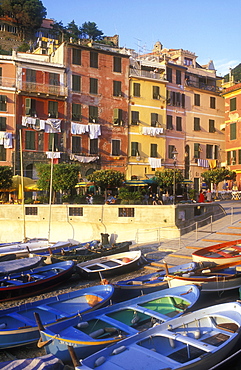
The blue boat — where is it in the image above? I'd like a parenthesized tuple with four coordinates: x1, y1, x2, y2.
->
(74, 301, 241, 370)
(0, 284, 113, 349)
(0, 260, 75, 302)
(0, 255, 43, 275)
(37, 284, 200, 363)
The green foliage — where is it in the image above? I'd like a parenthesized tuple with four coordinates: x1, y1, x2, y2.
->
(154, 169, 184, 191)
(118, 188, 142, 204)
(18, 42, 30, 52)
(66, 20, 81, 42)
(201, 168, 236, 187)
(0, 166, 13, 189)
(81, 21, 104, 40)
(87, 170, 125, 189)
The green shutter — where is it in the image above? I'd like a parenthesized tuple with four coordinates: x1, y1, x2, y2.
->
(0, 117, 6, 131)
(72, 103, 81, 121)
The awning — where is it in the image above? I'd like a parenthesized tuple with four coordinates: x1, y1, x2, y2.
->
(182, 179, 193, 184)
(125, 179, 156, 186)
(75, 181, 94, 188)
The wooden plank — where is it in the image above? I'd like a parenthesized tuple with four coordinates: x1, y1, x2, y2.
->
(143, 265, 162, 271)
(185, 246, 203, 249)
(149, 262, 165, 268)
(170, 254, 192, 259)
(201, 239, 225, 243)
(228, 227, 241, 229)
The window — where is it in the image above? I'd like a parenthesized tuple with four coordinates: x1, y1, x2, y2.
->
(72, 103, 81, 121)
(48, 133, 59, 151)
(25, 98, 36, 116)
(113, 108, 122, 125)
(49, 73, 60, 86)
(118, 208, 135, 217)
(194, 117, 200, 131)
(90, 138, 98, 154)
(176, 70, 181, 85)
(113, 56, 121, 72)
(25, 207, 38, 215)
(209, 119, 215, 133)
(194, 143, 200, 158)
(48, 101, 58, 118)
(0, 67, 2, 85)
(69, 207, 83, 216)
(227, 151, 231, 165)
(230, 97, 236, 111)
(167, 91, 185, 108)
(25, 131, 35, 150)
(206, 144, 213, 159)
(133, 83, 140, 97)
(26, 69, 36, 83)
(194, 94, 200, 106)
(131, 142, 139, 156)
(0, 117, 6, 131)
(72, 75, 81, 92)
(153, 86, 160, 99)
(90, 51, 98, 68)
(72, 136, 81, 154)
(214, 145, 219, 160)
(238, 149, 241, 164)
(90, 78, 98, 94)
(176, 116, 182, 131)
(151, 113, 158, 127)
(184, 58, 193, 66)
(113, 81, 122, 96)
(89, 106, 98, 123)
(0, 95, 7, 111)
(150, 143, 157, 157)
(131, 111, 139, 125)
(167, 115, 173, 130)
(210, 97, 216, 109)
(72, 48, 81, 65)
(230, 122, 236, 140)
(231, 150, 237, 164)
(167, 67, 172, 82)
(168, 145, 175, 159)
(112, 139, 120, 156)
(0, 145, 6, 161)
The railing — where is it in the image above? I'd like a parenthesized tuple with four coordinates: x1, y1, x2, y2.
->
(129, 69, 165, 81)
(0, 77, 16, 88)
(186, 80, 221, 93)
(17, 81, 68, 96)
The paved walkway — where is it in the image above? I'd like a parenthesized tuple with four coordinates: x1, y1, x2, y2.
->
(131, 200, 241, 268)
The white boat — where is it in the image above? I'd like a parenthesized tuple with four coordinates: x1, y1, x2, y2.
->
(75, 301, 241, 370)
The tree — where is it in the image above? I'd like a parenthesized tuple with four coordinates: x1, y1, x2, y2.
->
(0, 166, 13, 189)
(153, 169, 184, 193)
(87, 170, 125, 192)
(81, 21, 103, 41)
(66, 20, 81, 43)
(50, 20, 67, 43)
(201, 168, 236, 196)
(0, 0, 47, 39)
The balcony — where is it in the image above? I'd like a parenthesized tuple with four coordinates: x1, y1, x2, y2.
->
(129, 69, 165, 81)
(0, 77, 17, 89)
(17, 81, 68, 96)
(185, 80, 221, 93)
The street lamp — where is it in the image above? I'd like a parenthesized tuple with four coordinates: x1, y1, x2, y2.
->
(172, 148, 178, 204)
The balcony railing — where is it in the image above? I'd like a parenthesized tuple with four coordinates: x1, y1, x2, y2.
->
(0, 77, 17, 88)
(130, 69, 165, 81)
(17, 81, 68, 96)
(186, 80, 221, 93)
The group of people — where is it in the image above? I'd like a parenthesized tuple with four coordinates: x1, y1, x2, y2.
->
(198, 189, 212, 203)
(142, 191, 172, 205)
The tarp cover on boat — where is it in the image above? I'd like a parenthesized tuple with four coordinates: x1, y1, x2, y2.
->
(0, 354, 65, 370)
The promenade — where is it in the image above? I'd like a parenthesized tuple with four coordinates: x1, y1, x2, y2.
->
(132, 200, 241, 267)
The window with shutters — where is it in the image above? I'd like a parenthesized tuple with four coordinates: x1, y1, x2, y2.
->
(194, 94, 200, 106)
(69, 207, 83, 216)
(227, 151, 231, 165)
(133, 83, 140, 97)
(167, 91, 185, 108)
(90, 51, 98, 68)
(113, 81, 122, 96)
(230, 122, 236, 140)
(151, 113, 158, 127)
(113, 56, 121, 72)
(113, 108, 122, 125)
(0, 95, 7, 111)
(232, 150, 237, 164)
(131, 111, 139, 125)
(167, 67, 172, 82)
(118, 208, 135, 217)
(48, 101, 58, 118)
(230, 97, 236, 111)
(209, 119, 215, 133)
(112, 139, 120, 156)
(0, 67, 2, 85)
(48, 133, 59, 151)
(72, 103, 81, 121)
(25, 98, 36, 116)
(194, 117, 201, 131)
(150, 143, 157, 158)
(49, 73, 60, 86)
(25, 131, 35, 150)
(0, 117, 6, 131)
(90, 78, 98, 94)
(176, 116, 182, 131)
(131, 142, 139, 156)
(90, 138, 98, 155)
(214, 145, 219, 160)
(72, 136, 81, 154)
(26, 69, 36, 82)
(72, 75, 81, 92)
(89, 106, 98, 123)
(176, 70, 181, 85)
(194, 143, 200, 158)
(167, 115, 173, 130)
(0, 145, 6, 161)
(72, 48, 81, 65)
(168, 145, 175, 159)
(153, 86, 160, 99)
(206, 144, 213, 159)
(210, 97, 216, 109)
(238, 149, 241, 164)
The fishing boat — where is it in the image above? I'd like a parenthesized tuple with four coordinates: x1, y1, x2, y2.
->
(76, 250, 146, 279)
(73, 301, 241, 370)
(0, 255, 44, 275)
(0, 354, 65, 370)
(0, 284, 113, 349)
(0, 260, 75, 302)
(164, 260, 241, 292)
(192, 238, 241, 265)
(36, 284, 200, 363)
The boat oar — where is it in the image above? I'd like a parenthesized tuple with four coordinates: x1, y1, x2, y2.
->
(68, 346, 81, 367)
(34, 312, 54, 348)
(99, 271, 109, 285)
(162, 260, 169, 275)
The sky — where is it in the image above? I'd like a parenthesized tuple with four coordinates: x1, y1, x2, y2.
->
(42, 0, 241, 77)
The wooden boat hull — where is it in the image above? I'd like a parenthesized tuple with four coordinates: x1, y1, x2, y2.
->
(0, 260, 75, 302)
(78, 301, 241, 370)
(38, 285, 200, 363)
(192, 238, 241, 265)
(0, 284, 113, 349)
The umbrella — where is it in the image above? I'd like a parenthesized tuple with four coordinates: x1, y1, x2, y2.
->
(10, 175, 40, 199)
(75, 181, 94, 188)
